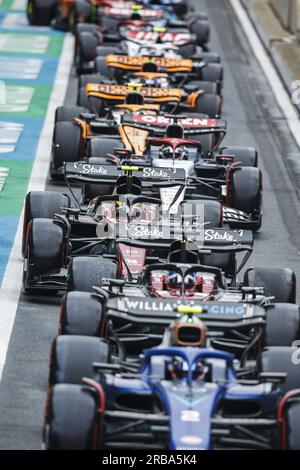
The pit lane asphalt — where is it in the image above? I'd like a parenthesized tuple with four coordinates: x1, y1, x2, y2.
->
(0, 0, 300, 450)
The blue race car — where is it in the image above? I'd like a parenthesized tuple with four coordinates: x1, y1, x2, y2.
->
(44, 338, 300, 450)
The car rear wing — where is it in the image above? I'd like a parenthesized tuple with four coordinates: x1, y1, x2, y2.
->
(104, 296, 266, 330)
(105, 54, 194, 73)
(113, 228, 253, 248)
(85, 83, 184, 103)
(122, 114, 227, 139)
(64, 162, 186, 185)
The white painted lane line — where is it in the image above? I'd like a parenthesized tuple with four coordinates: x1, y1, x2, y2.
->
(0, 33, 74, 379)
(230, 0, 300, 149)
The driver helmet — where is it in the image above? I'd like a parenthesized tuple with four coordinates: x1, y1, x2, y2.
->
(165, 272, 197, 292)
(161, 144, 187, 160)
(125, 91, 144, 105)
(169, 357, 208, 380)
(170, 314, 207, 347)
(142, 61, 158, 73)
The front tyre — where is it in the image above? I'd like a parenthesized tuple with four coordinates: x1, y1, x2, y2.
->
(45, 384, 99, 450)
(27, 0, 56, 26)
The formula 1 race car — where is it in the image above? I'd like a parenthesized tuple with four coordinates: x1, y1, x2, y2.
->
(75, 21, 216, 71)
(22, 162, 235, 293)
(50, 111, 262, 229)
(57, 240, 298, 358)
(45, 340, 300, 449)
(50, 89, 223, 179)
(44, 252, 300, 450)
(27, 0, 204, 34)
(76, 83, 222, 118)
(21, 155, 263, 294)
(77, 56, 223, 95)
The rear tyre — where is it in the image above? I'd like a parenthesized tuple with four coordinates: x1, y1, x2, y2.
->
(220, 146, 258, 167)
(96, 45, 120, 57)
(94, 57, 110, 76)
(189, 19, 210, 46)
(259, 347, 300, 394)
(180, 199, 222, 228)
(79, 74, 107, 89)
(286, 401, 300, 450)
(55, 106, 87, 124)
(264, 304, 300, 346)
(201, 64, 223, 84)
(82, 157, 114, 202)
(22, 191, 69, 257)
(74, 0, 92, 23)
(77, 87, 105, 116)
(185, 81, 218, 96)
(67, 257, 117, 292)
(27, 0, 56, 26)
(77, 86, 91, 110)
(50, 335, 108, 385)
(244, 267, 296, 303)
(46, 384, 98, 450)
(60, 292, 103, 336)
(194, 94, 221, 118)
(51, 122, 82, 180)
(89, 137, 124, 159)
(78, 32, 98, 70)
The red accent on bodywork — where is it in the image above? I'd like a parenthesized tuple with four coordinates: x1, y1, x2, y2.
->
(277, 389, 300, 449)
(147, 137, 201, 151)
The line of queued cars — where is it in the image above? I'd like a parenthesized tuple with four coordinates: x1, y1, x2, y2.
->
(25, 0, 300, 450)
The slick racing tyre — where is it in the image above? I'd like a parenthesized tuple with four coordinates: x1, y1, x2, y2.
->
(201, 64, 223, 85)
(89, 138, 124, 159)
(79, 74, 108, 89)
(60, 292, 103, 336)
(27, 0, 56, 26)
(95, 46, 120, 57)
(185, 81, 218, 96)
(192, 52, 220, 64)
(22, 191, 69, 258)
(51, 122, 82, 180)
(94, 57, 111, 76)
(182, 113, 215, 157)
(180, 199, 222, 228)
(244, 267, 296, 303)
(195, 94, 221, 118)
(77, 32, 98, 71)
(67, 257, 117, 292)
(229, 167, 262, 231)
(76, 23, 99, 35)
(23, 218, 65, 294)
(189, 19, 210, 46)
(77, 87, 106, 116)
(264, 304, 300, 347)
(220, 146, 258, 167)
(45, 384, 98, 450)
(285, 401, 300, 450)
(259, 347, 300, 394)
(55, 105, 88, 124)
(49, 335, 108, 385)
(74, 0, 92, 23)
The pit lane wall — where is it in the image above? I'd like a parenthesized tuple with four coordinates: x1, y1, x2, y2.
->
(269, 0, 300, 34)
(0, 0, 65, 284)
